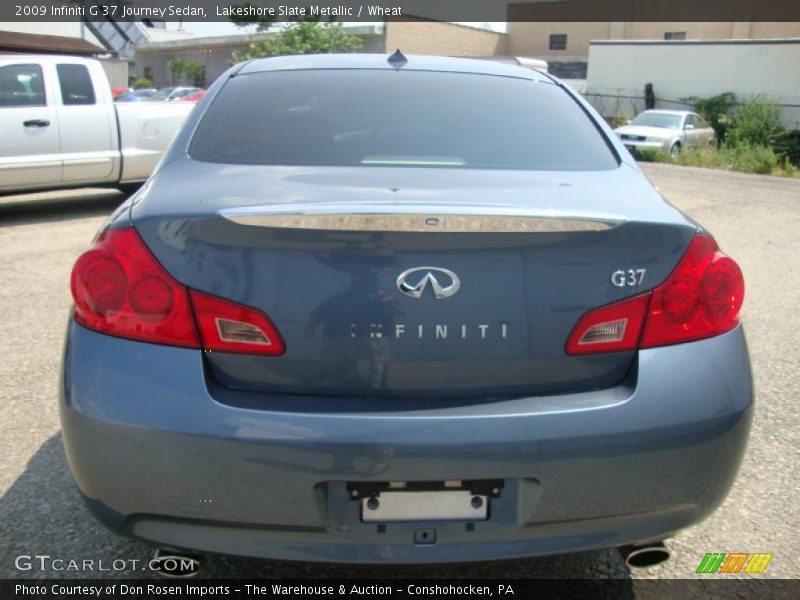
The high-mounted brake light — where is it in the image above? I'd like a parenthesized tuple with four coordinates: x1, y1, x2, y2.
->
(566, 234, 744, 355)
(70, 227, 285, 355)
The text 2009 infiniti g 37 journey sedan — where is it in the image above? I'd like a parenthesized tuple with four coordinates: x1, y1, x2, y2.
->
(61, 54, 751, 565)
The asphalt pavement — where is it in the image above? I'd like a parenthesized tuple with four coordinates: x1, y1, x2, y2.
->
(0, 163, 798, 580)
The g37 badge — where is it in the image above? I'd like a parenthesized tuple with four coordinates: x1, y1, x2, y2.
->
(611, 268, 646, 287)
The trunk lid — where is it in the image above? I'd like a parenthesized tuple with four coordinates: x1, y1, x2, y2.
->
(131, 160, 696, 398)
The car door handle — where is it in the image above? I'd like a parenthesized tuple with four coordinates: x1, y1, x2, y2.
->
(23, 119, 50, 127)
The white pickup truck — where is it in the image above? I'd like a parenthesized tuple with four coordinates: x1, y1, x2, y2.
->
(0, 54, 194, 194)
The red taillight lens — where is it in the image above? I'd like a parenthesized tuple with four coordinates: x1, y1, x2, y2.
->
(640, 235, 744, 348)
(566, 294, 650, 355)
(566, 234, 744, 355)
(190, 291, 286, 356)
(70, 227, 286, 355)
(71, 228, 199, 348)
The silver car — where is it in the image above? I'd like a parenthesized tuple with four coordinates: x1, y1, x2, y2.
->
(147, 86, 202, 102)
(615, 110, 716, 156)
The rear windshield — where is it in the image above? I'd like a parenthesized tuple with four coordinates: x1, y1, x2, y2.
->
(190, 69, 617, 171)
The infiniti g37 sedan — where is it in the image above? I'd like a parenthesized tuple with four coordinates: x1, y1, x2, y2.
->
(61, 54, 751, 566)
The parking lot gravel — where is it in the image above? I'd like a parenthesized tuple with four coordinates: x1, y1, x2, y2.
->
(0, 163, 798, 580)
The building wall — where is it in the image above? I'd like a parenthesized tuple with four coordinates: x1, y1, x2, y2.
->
(384, 21, 507, 56)
(586, 40, 800, 129)
(0, 20, 104, 48)
(624, 22, 741, 41)
(507, 22, 614, 58)
(507, 21, 800, 59)
(623, 22, 800, 40)
(134, 44, 239, 88)
(749, 22, 800, 38)
(99, 58, 129, 88)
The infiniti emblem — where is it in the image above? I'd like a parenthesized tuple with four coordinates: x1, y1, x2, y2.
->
(396, 267, 460, 300)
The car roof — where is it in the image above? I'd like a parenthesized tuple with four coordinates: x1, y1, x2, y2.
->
(238, 53, 551, 82)
(640, 109, 695, 116)
(0, 54, 98, 69)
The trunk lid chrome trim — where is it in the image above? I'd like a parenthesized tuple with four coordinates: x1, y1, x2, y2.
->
(219, 204, 624, 233)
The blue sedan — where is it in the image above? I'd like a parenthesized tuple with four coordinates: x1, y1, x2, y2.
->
(61, 54, 751, 568)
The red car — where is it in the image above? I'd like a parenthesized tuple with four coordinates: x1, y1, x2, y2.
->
(111, 86, 132, 98)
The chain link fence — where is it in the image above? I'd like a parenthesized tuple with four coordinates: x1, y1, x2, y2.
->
(583, 91, 800, 130)
(582, 92, 694, 126)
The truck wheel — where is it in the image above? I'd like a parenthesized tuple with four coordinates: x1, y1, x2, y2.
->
(118, 183, 142, 197)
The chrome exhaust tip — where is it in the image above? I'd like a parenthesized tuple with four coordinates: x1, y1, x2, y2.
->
(619, 541, 671, 568)
(151, 547, 202, 578)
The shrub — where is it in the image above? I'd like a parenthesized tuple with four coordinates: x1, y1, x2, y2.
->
(672, 145, 780, 175)
(726, 144, 779, 175)
(634, 144, 797, 177)
(133, 77, 152, 89)
(781, 160, 797, 177)
(674, 147, 727, 169)
(633, 148, 663, 162)
(773, 131, 800, 167)
(726, 98, 783, 149)
(681, 92, 737, 143)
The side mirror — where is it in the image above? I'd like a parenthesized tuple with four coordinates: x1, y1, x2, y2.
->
(626, 119, 632, 125)
(684, 124, 695, 131)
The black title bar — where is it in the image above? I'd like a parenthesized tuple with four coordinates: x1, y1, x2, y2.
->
(2, 0, 800, 23)
(4, 579, 800, 600)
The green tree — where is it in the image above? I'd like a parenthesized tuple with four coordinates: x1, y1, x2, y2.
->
(168, 58, 205, 86)
(183, 61, 206, 87)
(168, 57, 189, 84)
(231, 21, 363, 62)
(229, 2, 276, 32)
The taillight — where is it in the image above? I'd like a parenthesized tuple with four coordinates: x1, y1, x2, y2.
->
(640, 235, 744, 348)
(566, 234, 744, 355)
(71, 228, 198, 348)
(70, 227, 285, 355)
(565, 294, 649, 355)
(190, 291, 285, 356)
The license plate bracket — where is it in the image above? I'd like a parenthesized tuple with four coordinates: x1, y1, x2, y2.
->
(348, 480, 503, 523)
(361, 489, 487, 522)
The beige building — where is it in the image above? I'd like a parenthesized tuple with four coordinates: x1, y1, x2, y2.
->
(507, 21, 800, 59)
(384, 20, 506, 57)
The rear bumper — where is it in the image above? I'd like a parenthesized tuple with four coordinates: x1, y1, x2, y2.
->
(60, 322, 753, 563)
